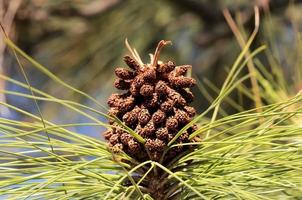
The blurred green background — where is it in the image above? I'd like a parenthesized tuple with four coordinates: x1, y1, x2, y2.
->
(1, 0, 301, 137)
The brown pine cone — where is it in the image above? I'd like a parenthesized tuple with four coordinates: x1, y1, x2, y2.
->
(119, 96, 135, 113)
(133, 75, 145, 89)
(103, 40, 199, 162)
(130, 83, 140, 96)
(169, 75, 196, 88)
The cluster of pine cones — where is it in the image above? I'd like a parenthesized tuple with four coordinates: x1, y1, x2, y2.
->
(103, 41, 198, 162)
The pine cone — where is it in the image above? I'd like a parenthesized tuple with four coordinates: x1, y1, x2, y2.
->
(103, 40, 199, 162)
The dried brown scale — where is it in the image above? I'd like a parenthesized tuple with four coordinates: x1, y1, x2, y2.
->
(142, 121, 156, 137)
(155, 80, 168, 95)
(108, 108, 119, 117)
(133, 75, 145, 88)
(178, 88, 194, 103)
(108, 114, 119, 125)
(103, 130, 113, 140)
(134, 124, 143, 135)
(145, 138, 166, 152)
(120, 133, 133, 145)
(169, 75, 196, 88)
(177, 131, 189, 142)
(122, 111, 137, 126)
(175, 65, 191, 76)
(160, 99, 174, 113)
(132, 106, 141, 114)
(138, 108, 151, 126)
(184, 106, 196, 117)
(167, 133, 174, 141)
(157, 72, 169, 81)
(188, 124, 198, 134)
(166, 116, 179, 131)
(167, 61, 176, 70)
(142, 68, 157, 82)
(130, 83, 140, 96)
(123, 55, 140, 70)
(110, 143, 123, 153)
(103, 40, 199, 165)
(140, 84, 154, 97)
(143, 93, 159, 108)
(174, 109, 190, 124)
(109, 134, 119, 145)
(152, 110, 166, 124)
(118, 97, 135, 112)
(167, 89, 186, 106)
(115, 67, 135, 80)
(115, 127, 126, 135)
(107, 93, 121, 107)
(156, 127, 169, 140)
(114, 78, 130, 90)
(109, 122, 119, 131)
(157, 61, 175, 73)
(128, 139, 141, 153)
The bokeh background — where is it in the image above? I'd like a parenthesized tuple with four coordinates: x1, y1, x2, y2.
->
(1, 0, 301, 138)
